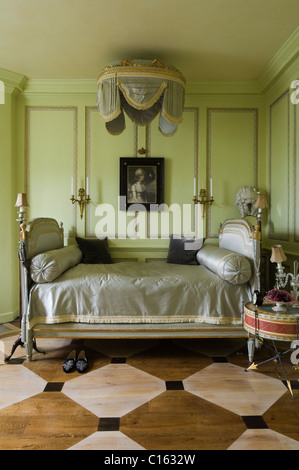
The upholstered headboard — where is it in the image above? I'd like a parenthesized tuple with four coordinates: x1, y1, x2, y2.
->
(219, 218, 261, 292)
(23, 218, 64, 260)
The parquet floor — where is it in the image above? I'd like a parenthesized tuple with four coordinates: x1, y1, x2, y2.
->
(1, 326, 299, 451)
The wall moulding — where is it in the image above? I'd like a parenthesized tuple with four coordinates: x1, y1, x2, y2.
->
(186, 80, 261, 95)
(23, 78, 97, 96)
(206, 107, 259, 238)
(85, 106, 139, 238)
(294, 100, 299, 243)
(85, 107, 199, 241)
(24, 106, 78, 237)
(269, 90, 290, 242)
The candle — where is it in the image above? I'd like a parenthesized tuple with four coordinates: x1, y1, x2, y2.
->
(194, 178, 196, 197)
(71, 177, 74, 195)
(210, 178, 213, 197)
(86, 177, 89, 195)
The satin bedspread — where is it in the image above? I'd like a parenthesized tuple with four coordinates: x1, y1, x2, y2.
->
(27, 261, 251, 328)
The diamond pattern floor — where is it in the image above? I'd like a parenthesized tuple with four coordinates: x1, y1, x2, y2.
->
(1, 331, 299, 450)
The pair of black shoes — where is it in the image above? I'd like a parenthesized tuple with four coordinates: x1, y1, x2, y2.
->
(62, 350, 88, 373)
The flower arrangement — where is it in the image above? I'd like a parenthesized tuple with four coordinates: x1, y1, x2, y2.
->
(265, 288, 296, 303)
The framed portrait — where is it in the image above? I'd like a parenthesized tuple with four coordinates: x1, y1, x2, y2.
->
(120, 157, 164, 211)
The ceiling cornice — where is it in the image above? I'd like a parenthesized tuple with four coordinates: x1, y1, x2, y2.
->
(0, 67, 27, 94)
(23, 78, 97, 96)
(185, 80, 260, 95)
(24, 78, 261, 96)
(4, 27, 299, 98)
(258, 26, 299, 93)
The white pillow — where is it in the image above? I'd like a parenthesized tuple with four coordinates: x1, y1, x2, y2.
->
(196, 245, 252, 285)
(31, 245, 82, 283)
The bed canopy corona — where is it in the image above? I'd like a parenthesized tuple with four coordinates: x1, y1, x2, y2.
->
(97, 59, 186, 136)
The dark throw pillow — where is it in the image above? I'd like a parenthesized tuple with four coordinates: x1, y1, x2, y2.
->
(166, 235, 204, 265)
(75, 237, 112, 264)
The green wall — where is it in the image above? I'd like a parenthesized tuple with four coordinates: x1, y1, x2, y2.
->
(0, 82, 19, 322)
(0, 28, 298, 323)
(263, 58, 299, 256)
(19, 90, 264, 238)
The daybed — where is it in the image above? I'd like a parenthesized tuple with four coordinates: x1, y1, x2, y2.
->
(18, 217, 261, 361)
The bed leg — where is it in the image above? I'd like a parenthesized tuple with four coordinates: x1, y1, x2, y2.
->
(25, 330, 33, 361)
(247, 336, 255, 363)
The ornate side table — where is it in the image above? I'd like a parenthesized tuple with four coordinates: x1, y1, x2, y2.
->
(244, 302, 299, 398)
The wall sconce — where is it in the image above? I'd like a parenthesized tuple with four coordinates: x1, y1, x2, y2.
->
(270, 244, 299, 300)
(193, 178, 214, 217)
(70, 178, 90, 219)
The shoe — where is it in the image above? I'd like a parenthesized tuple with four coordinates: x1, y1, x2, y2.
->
(62, 350, 76, 373)
(76, 350, 88, 373)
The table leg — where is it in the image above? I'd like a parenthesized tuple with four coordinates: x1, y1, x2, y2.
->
(247, 337, 255, 362)
(271, 340, 294, 399)
(245, 340, 295, 399)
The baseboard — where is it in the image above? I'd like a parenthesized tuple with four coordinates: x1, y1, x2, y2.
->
(0, 309, 19, 324)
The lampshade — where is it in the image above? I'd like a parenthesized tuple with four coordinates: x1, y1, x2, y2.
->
(97, 59, 185, 136)
(255, 194, 268, 209)
(270, 245, 287, 263)
(15, 193, 29, 208)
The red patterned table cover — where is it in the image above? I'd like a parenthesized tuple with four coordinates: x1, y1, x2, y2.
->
(244, 303, 299, 342)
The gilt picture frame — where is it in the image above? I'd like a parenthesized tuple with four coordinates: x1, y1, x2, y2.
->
(120, 157, 165, 211)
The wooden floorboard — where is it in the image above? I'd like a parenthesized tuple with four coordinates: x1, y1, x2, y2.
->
(1, 329, 299, 450)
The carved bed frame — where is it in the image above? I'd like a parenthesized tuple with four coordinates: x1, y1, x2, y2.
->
(10, 217, 261, 362)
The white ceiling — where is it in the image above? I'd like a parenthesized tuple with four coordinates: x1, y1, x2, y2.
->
(0, 0, 298, 81)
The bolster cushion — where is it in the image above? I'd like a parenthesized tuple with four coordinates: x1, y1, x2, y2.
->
(30, 245, 82, 283)
(196, 245, 252, 284)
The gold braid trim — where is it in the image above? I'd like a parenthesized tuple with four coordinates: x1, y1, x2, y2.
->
(117, 79, 168, 110)
(98, 105, 122, 122)
(162, 107, 184, 125)
(29, 314, 242, 329)
(98, 67, 186, 88)
(159, 125, 178, 137)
